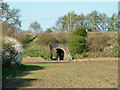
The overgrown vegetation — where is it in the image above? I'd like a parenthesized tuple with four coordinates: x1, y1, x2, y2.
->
(21, 31, 118, 59)
(22, 32, 69, 60)
(37, 32, 69, 45)
(86, 32, 118, 58)
(68, 26, 87, 58)
(23, 43, 50, 60)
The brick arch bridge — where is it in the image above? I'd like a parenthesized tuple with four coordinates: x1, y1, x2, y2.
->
(50, 43, 72, 60)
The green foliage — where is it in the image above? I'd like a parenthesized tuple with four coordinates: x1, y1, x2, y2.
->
(23, 49, 41, 57)
(23, 40, 50, 60)
(14, 33, 35, 48)
(69, 35, 86, 53)
(2, 36, 23, 67)
(72, 26, 87, 37)
(37, 32, 69, 45)
(2, 41, 16, 67)
(2, 40, 14, 67)
(68, 26, 87, 54)
(108, 27, 114, 31)
(87, 28, 93, 32)
(46, 28, 53, 32)
(23, 48, 50, 60)
(15, 31, 118, 60)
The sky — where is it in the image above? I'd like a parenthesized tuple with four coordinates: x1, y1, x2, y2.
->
(5, 1, 118, 31)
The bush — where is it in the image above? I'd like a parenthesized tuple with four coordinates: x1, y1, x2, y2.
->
(68, 35, 86, 53)
(68, 26, 87, 54)
(73, 26, 87, 37)
(2, 37, 23, 67)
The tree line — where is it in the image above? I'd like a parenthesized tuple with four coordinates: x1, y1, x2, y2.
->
(52, 11, 118, 32)
(29, 11, 118, 33)
(1, 0, 118, 35)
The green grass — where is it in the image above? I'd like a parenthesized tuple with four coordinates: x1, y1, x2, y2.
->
(2, 64, 44, 87)
(23, 49, 42, 57)
(23, 40, 50, 60)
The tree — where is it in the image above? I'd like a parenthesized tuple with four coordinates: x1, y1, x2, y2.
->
(86, 10, 101, 32)
(0, 0, 21, 34)
(29, 21, 42, 33)
(68, 26, 87, 54)
(76, 14, 86, 28)
(46, 28, 52, 32)
(53, 11, 78, 32)
(53, 10, 118, 32)
(108, 13, 118, 31)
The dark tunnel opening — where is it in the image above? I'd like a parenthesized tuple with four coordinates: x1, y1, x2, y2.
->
(56, 49, 64, 60)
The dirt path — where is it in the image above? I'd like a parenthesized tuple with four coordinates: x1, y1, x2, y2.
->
(74, 57, 118, 61)
(4, 62, 118, 88)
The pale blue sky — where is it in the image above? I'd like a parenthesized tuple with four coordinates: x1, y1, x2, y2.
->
(7, 2, 118, 31)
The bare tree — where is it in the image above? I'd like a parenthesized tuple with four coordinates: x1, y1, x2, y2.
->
(0, 0, 21, 34)
(29, 21, 42, 33)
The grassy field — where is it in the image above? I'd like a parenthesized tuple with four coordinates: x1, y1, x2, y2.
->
(3, 61, 118, 88)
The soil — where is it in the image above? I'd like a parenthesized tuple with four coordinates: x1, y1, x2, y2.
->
(22, 56, 46, 63)
(22, 56, 118, 63)
(74, 57, 118, 61)
(4, 62, 118, 88)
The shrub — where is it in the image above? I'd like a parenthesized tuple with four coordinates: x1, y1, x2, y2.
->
(68, 26, 87, 56)
(72, 26, 87, 37)
(2, 37, 23, 67)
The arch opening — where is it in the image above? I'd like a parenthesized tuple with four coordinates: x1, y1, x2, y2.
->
(56, 49, 64, 60)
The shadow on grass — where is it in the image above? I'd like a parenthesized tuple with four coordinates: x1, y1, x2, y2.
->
(2, 64, 45, 88)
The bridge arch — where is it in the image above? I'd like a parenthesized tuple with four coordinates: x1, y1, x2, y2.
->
(50, 43, 72, 60)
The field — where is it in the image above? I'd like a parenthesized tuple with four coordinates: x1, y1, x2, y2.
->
(3, 60, 118, 88)
(2, 2, 119, 89)
(2, 32, 119, 88)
